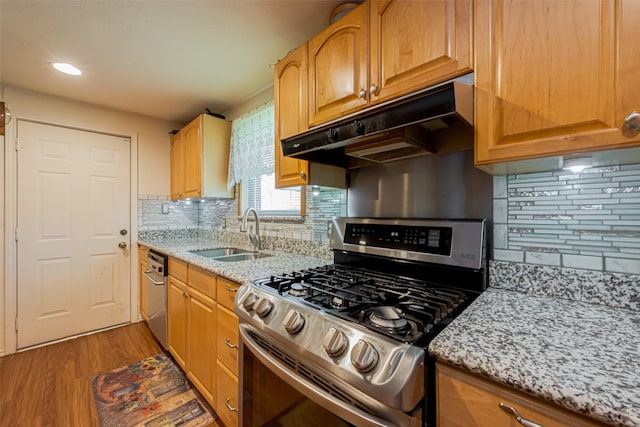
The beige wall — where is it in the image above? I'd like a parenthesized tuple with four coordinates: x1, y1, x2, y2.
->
(222, 84, 274, 120)
(4, 86, 179, 196)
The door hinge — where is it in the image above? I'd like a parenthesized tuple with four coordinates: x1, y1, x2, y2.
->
(15, 139, 19, 151)
(14, 228, 18, 241)
(15, 318, 18, 333)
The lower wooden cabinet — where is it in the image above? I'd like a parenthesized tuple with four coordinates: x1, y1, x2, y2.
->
(216, 359, 239, 427)
(167, 259, 217, 408)
(167, 275, 189, 370)
(167, 256, 240, 423)
(436, 362, 604, 427)
(186, 287, 216, 406)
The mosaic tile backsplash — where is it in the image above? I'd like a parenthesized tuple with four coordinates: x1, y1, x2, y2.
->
(493, 163, 640, 274)
(137, 186, 346, 244)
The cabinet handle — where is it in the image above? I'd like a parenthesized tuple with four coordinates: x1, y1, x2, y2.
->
(370, 84, 379, 96)
(224, 285, 238, 293)
(182, 291, 188, 298)
(300, 171, 307, 181)
(624, 111, 640, 131)
(358, 88, 367, 99)
(225, 398, 238, 412)
(499, 403, 544, 427)
(225, 338, 239, 349)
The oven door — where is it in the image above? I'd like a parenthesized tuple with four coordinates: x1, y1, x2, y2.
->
(238, 324, 421, 427)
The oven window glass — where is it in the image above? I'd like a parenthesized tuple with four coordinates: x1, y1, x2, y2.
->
(242, 345, 354, 427)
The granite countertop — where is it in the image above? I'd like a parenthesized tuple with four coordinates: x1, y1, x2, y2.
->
(138, 237, 331, 284)
(429, 288, 640, 426)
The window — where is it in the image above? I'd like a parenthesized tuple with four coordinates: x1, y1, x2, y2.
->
(242, 173, 303, 216)
(228, 101, 302, 216)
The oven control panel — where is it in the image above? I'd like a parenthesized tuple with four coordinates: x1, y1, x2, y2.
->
(344, 223, 452, 255)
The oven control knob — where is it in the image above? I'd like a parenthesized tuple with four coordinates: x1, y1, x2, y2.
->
(350, 340, 378, 373)
(241, 292, 258, 311)
(254, 297, 273, 318)
(283, 309, 305, 334)
(322, 327, 348, 357)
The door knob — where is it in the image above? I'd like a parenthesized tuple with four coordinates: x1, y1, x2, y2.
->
(120, 229, 128, 236)
(118, 242, 127, 249)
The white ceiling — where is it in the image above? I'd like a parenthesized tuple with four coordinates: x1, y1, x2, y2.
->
(0, 0, 346, 124)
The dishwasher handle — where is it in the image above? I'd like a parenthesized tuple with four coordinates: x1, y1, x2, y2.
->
(143, 270, 166, 285)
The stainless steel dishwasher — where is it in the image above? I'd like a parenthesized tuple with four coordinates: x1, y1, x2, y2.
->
(143, 250, 168, 349)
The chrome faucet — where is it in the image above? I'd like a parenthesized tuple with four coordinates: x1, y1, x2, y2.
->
(240, 208, 261, 251)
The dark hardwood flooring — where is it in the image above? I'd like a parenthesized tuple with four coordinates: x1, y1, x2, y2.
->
(0, 322, 219, 426)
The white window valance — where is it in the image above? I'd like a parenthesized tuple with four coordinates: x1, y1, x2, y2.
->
(227, 101, 275, 190)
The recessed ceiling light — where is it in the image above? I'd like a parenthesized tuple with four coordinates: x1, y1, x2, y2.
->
(52, 62, 82, 76)
(562, 155, 593, 173)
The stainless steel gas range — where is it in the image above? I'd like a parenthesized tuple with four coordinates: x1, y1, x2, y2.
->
(235, 217, 487, 427)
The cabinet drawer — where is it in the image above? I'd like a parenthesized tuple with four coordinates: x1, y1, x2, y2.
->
(216, 359, 239, 427)
(436, 363, 605, 427)
(188, 264, 216, 300)
(168, 257, 188, 283)
(216, 277, 240, 311)
(216, 305, 239, 376)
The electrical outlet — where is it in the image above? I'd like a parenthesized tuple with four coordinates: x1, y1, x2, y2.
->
(161, 203, 170, 214)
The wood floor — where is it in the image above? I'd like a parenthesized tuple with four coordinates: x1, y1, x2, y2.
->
(0, 322, 220, 426)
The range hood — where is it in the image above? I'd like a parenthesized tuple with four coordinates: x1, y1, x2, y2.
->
(281, 79, 473, 169)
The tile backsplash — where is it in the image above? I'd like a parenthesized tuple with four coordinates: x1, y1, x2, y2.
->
(493, 164, 640, 274)
(138, 186, 346, 244)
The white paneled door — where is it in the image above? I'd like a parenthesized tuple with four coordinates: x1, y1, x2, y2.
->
(17, 121, 131, 349)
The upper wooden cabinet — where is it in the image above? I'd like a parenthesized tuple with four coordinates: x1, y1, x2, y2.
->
(274, 43, 347, 189)
(170, 114, 234, 200)
(308, 0, 473, 127)
(369, 0, 473, 106)
(474, 0, 640, 168)
(274, 43, 311, 188)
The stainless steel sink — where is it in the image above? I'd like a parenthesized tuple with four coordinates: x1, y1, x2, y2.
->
(188, 248, 246, 258)
(213, 252, 271, 262)
(188, 247, 271, 262)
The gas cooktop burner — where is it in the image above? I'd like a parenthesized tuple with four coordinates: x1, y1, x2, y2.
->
(288, 282, 306, 297)
(368, 306, 411, 335)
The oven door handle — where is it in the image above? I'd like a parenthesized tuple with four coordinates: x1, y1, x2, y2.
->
(239, 325, 401, 427)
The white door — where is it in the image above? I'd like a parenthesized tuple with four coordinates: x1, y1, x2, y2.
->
(16, 121, 131, 349)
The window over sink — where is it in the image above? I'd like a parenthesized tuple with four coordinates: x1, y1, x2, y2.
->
(227, 101, 303, 216)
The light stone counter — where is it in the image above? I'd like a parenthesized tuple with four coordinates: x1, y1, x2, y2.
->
(138, 237, 331, 285)
(429, 288, 640, 426)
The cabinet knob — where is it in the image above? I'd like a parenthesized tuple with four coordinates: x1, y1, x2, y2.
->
(622, 111, 640, 138)
(499, 403, 543, 427)
(300, 171, 307, 181)
(370, 84, 379, 96)
(358, 88, 367, 99)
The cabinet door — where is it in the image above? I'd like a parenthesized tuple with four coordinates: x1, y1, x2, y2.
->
(170, 131, 184, 200)
(618, 0, 640, 145)
(139, 259, 148, 321)
(475, 0, 626, 165)
(370, 0, 472, 105)
(183, 116, 203, 198)
(308, 2, 368, 126)
(275, 43, 310, 188)
(216, 305, 239, 377)
(437, 363, 604, 427)
(187, 288, 216, 407)
(167, 276, 188, 370)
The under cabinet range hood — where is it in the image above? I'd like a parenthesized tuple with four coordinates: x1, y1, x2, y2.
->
(281, 79, 473, 169)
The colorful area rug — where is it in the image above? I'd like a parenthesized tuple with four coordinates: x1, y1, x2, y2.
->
(91, 353, 215, 427)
